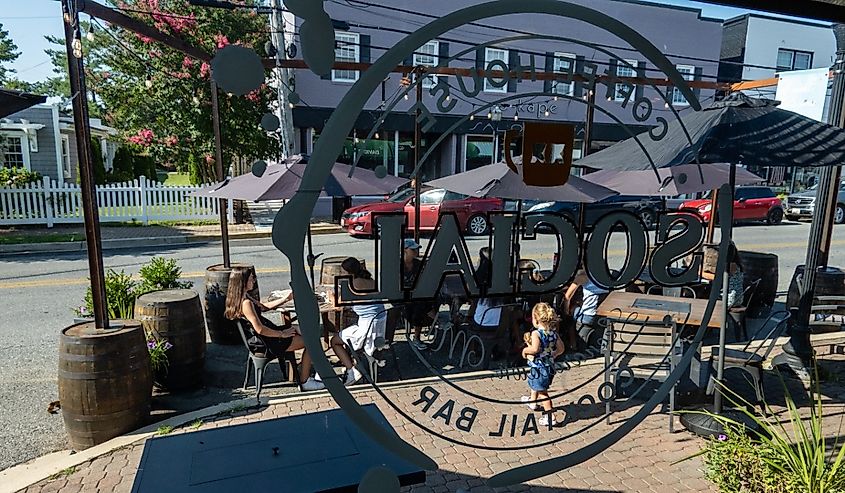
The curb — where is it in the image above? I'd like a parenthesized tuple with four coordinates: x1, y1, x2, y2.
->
(0, 226, 344, 255)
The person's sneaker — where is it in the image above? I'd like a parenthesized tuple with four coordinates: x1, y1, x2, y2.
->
(521, 395, 539, 411)
(344, 367, 363, 386)
(410, 338, 428, 351)
(300, 377, 325, 392)
(539, 414, 558, 428)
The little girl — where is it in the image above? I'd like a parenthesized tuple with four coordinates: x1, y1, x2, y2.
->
(521, 302, 565, 427)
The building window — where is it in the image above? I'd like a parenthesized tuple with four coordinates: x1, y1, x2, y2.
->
(61, 135, 71, 178)
(332, 32, 360, 83)
(777, 48, 813, 72)
(672, 65, 696, 105)
(465, 135, 496, 171)
(552, 52, 576, 96)
(414, 40, 439, 89)
(1, 134, 26, 169)
(484, 47, 509, 93)
(615, 59, 638, 102)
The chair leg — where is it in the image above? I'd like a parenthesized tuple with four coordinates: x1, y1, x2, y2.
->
(255, 362, 265, 402)
(605, 348, 611, 425)
(243, 358, 252, 390)
(368, 356, 378, 384)
(747, 366, 765, 412)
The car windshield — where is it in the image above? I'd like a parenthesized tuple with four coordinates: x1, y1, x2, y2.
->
(386, 189, 414, 203)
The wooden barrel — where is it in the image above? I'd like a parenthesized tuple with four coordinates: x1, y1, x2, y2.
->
(738, 251, 778, 318)
(204, 263, 258, 345)
(135, 289, 205, 391)
(320, 256, 366, 286)
(787, 265, 845, 311)
(58, 320, 152, 451)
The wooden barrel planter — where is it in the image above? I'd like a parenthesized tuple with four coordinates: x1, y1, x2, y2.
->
(135, 289, 206, 391)
(204, 263, 258, 345)
(320, 256, 366, 286)
(58, 320, 152, 451)
(738, 251, 779, 318)
(787, 265, 845, 311)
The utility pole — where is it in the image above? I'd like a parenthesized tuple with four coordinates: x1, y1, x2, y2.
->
(62, 0, 109, 330)
(270, 0, 295, 158)
(413, 67, 423, 244)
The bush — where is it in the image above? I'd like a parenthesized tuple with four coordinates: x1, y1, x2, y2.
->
(90, 138, 106, 185)
(0, 167, 41, 187)
(78, 269, 138, 319)
(112, 146, 134, 180)
(681, 370, 845, 493)
(134, 154, 157, 182)
(136, 256, 193, 296)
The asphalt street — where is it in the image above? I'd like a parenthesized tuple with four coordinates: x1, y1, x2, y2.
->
(0, 220, 838, 470)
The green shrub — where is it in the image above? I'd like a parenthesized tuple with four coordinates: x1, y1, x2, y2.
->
(0, 167, 41, 187)
(136, 257, 193, 296)
(133, 154, 157, 182)
(680, 370, 845, 493)
(78, 269, 138, 319)
(90, 138, 106, 185)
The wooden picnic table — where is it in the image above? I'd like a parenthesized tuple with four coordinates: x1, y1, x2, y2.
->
(596, 291, 724, 329)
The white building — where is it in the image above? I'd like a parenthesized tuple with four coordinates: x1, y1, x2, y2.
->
(719, 14, 835, 99)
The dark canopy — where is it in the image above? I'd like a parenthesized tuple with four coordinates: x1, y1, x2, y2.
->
(583, 163, 764, 196)
(576, 94, 845, 172)
(0, 88, 46, 118)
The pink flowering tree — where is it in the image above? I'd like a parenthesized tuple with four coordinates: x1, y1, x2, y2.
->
(69, 0, 277, 183)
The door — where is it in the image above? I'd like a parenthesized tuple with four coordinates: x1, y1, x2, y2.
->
(743, 188, 771, 220)
(406, 189, 445, 231)
(732, 188, 753, 220)
(440, 191, 472, 226)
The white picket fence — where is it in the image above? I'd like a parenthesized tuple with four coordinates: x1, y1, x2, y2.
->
(0, 176, 232, 227)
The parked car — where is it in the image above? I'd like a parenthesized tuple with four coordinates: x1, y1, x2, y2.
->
(784, 183, 845, 224)
(341, 188, 504, 237)
(680, 186, 784, 225)
(525, 195, 666, 230)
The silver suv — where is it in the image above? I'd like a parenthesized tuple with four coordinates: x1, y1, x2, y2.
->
(785, 183, 845, 224)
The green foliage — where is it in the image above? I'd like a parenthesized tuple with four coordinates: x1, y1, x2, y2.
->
(79, 269, 138, 319)
(680, 370, 845, 493)
(0, 167, 41, 187)
(155, 425, 174, 436)
(0, 22, 20, 85)
(90, 138, 106, 185)
(133, 154, 157, 182)
(108, 145, 135, 183)
(147, 338, 172, 374)
(137, 256, 193, 296)
(188, 152, 204, 185)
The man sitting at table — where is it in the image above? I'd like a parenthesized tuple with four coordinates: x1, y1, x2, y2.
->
(403, 239, 437, 350)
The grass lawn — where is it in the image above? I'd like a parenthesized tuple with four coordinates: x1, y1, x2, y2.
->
(161, 173, 192, 186)
(0, 233, 79, 245)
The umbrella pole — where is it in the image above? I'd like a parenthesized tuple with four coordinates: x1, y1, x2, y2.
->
(705, 188, 718, 245)
(714, 163, 736, 414)
(211, 80, 231, 268)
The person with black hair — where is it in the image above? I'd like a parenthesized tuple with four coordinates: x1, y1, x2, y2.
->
(726, 242, 745, 308)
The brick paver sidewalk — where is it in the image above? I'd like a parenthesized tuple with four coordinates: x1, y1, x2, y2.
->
(18, 345, 845, 493)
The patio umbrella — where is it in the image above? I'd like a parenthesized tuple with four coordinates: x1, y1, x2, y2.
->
(0, 88, 46, 118)
(193, 155, 408, 286)
(576, 93, 845, 172)
(425, 161, 617, 203)
(582, 163, 765, 196)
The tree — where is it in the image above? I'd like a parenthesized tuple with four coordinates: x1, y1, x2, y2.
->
(0, 22, 20, 85)
(74, 1, 278, 183)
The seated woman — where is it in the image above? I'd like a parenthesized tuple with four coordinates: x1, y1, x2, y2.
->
(473, 248, 503, 329)
(224, 267, 324, 391)
(328, 257, 387, 385)
(558, 283, 584, 351)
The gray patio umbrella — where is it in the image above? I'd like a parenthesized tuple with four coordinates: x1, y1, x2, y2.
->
(582, 163, 765, 196)
(576, 93, 845, 172)
(425, 161, 617, 202)
(193, 155, 408, 286)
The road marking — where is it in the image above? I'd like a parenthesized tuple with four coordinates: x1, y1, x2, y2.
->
(0, 239, 840, 290)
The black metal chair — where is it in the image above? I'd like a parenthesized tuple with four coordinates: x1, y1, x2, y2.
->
(604, 315, 680, 432)
(706, 310, 791, 412)
(457, 302, 521, 370)
(236, 321, 300, 402)
(727, 279, 761, 342)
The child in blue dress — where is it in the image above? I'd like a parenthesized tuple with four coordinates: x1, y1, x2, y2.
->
(521, 302, 565, 427)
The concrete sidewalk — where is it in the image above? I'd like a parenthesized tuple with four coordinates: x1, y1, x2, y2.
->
(0, 222, 344, 255)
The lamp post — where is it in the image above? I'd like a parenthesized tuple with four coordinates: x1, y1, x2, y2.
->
(773, 24, 845, 379)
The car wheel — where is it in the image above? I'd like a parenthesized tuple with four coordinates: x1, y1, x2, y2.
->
(835, 205, 845, 225)
(639, 209, 656, 230)
(767, 208, 784, 225)
(467, 214, 489, 235)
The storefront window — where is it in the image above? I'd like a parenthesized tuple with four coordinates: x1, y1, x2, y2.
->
(313, 131, 394, 172)
(466, 135, 495, 171)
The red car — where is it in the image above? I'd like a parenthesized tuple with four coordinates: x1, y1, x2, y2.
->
(680, 186, 784, 225)
(341, 188, 504, 237)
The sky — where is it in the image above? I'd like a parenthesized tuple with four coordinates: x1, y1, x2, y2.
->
(0, 0, 821, 84)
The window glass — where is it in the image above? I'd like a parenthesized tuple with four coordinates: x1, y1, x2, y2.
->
(615, 59, 638, 102)
(2, 135, 25, 168)
(735, 188, 751, 200)
(794, 52, 812, 70)
(387, 188, 414, 203)
(333, 32, 360, 82)
(414, 41, 439, 89)
(444, 191, 467, 201)
(466, 135, 495, 171)
(776, 49, 794, 72)
(552, 53, 575, 96)
(484, 47, 508, 93)
(420, 189, 445, 204)
(672, 65, 695, 105)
